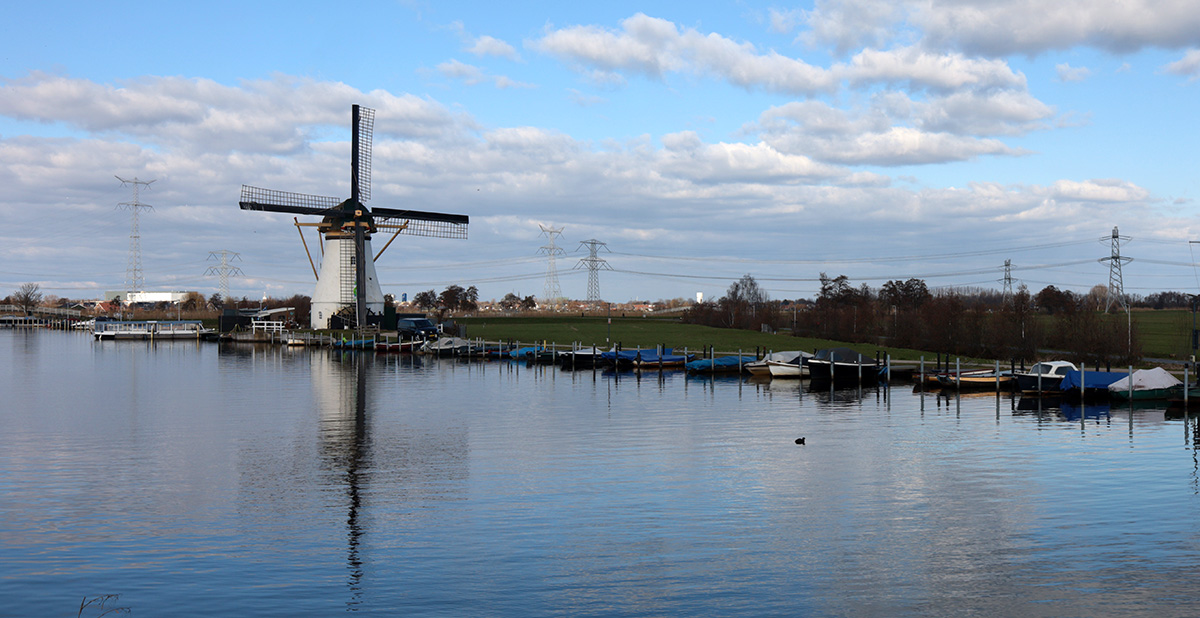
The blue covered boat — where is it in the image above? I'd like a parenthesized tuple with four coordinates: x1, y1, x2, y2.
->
(1059, 369, 1129, 399)
(631, 349, 693, 368)
(600, 348, 662, 368)
(685, 355, 757, 374)
(509, 345, 544, 359)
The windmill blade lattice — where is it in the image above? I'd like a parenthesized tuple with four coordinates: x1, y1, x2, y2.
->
(239, 186, 343, 216)
(355, 106, 374, 203)
(373, 207, 469, 239)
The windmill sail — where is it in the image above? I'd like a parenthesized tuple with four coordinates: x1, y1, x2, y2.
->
(372, 207, 469, 239)
(240, 186, 343, 216)
(354, 105, 373, 203)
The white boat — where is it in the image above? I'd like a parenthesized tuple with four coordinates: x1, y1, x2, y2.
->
(420, 336, 473, 357)
(767, 351, 814, 378)
(746, 351, 813, 378)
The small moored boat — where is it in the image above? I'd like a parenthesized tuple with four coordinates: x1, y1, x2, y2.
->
(1108, 367, 1183, 400)
(1014, 361, 1077, 393)
(807, 348, 883, 384)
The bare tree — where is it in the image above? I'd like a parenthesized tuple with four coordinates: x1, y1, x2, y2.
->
(413, 289, 438, 310)
(13, 283, 42, 316)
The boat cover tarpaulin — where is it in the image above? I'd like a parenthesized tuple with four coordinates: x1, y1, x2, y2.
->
(633, 350, 685, 363)
(685, 356, 756, 372)
(509, 346, 543, 358)
(602, 348, 673, 363)
(1059, 370, 1129, 391)
(1108, 367, 1181, 392)
(762, 350, 814, 364)
(814, 347, 872, 364)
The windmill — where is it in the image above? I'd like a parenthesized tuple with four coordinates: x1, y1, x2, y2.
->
(240, 105, 468, 329)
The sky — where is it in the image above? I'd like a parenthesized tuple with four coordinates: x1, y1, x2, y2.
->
(1, 0, 1199, 304)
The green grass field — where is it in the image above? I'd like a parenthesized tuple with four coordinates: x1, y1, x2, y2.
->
(458, 316, 933, 362)
(1133, 309, 1194, 360)
(457, 310, 1199, 365)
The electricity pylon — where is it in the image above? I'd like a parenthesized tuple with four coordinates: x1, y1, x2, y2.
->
(205, 250, 244, 303)
(1000, 259, 1013, 305)
(1100, 226, 1132, 313)
(538, 224, 564, 306)
(574, 239, 612, 303)
(116, 176, 154, 297)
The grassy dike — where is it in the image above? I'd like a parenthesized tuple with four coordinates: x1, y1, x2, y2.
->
(457, 316, 932, 362)
(457, 311, 1198, 365)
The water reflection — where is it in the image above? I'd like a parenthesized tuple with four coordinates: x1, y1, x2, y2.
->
(315, 350, 369, 611)
(12, 331, 1200, 616)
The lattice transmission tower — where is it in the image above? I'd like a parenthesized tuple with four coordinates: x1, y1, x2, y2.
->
(116, 176, 154, 296)
(538, 224, 565, 306)
(205, 250, 244, 303)
(574, 239, 612, 303)
(1000, 259, 1014, 304)
(1100, 226, 1132, 313)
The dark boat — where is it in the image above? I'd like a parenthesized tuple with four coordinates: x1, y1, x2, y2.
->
(1013, 361, 1077, 393)
(807, 348, 883, 384)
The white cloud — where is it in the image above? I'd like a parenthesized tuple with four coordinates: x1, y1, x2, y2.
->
(437, 59, 486, 84)
(800, 0, 908, 56)
(534, 13, 835, 95)
(1049, 178, 1151, 203)
(535, 13, 1040, 104)
(753, 96, 1042, 166)
(840, 46, 1026, 92)
(467, 35, 521, 61)
(800, 0, 1200, 56)
(0, 72, 467, 154)
(436, 59, 535, 89)
(919, 90, 1055, 136)
(914, 0, 1200, 55)
(657, 131, 863, 184)
(1055, 63, 1092, 82)
(767, 8, 804, 35)
(1163, 49, 1200, 80)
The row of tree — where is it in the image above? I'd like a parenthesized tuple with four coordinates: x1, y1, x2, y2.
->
(684, 274, 1142, 365)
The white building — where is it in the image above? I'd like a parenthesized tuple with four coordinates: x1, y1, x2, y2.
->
(104, 291, 193, 304)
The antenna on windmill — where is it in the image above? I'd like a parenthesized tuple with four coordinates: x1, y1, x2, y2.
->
(239, 104, 469, 330)
(538, 224, 564, 307)
(116, 176, 154, 299)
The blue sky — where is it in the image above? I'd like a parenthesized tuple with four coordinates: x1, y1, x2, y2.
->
(2, 1, 1198, 303)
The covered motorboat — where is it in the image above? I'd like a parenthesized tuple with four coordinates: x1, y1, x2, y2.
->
(744, 350, 813, 378)
(1108, 367, 1183, 400)
(807, 348, 883, 383)
(1014, 360, 1077, 393)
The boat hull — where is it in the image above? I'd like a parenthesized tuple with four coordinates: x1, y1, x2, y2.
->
(765, 360, 806, 378)
(1015, 374, 1066, 393)
(807, 360, 882, 383)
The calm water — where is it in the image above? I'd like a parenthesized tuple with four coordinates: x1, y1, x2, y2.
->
(4, 330, 1200, 616)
